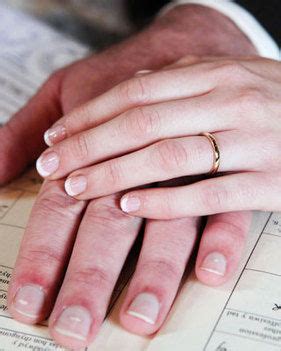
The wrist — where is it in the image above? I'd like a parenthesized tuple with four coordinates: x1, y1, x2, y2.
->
(150, 4, 257, 57)
(87, 4, 257, 82)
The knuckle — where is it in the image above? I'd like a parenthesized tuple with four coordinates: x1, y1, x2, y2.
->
(18, 246, 64, 268)
(212, 60, 250, 85)
(67, 266, 112, 289)
(225, 88, 267, 126)
(85, 198, 135, 233)
(236, 88, 266, 113)
(200, 184, 229, 212)
(139, 258, 182, 281)
(152, 139, 188, 172)
(69, 103, 93, 130)
(255, 134, 281, 169)
(103, 160, 123, 188)
(120, 106, 161, 138)
(213, 220, 247, 241)
(36, 185, 82, 218)
(72, 132, 91, 160)
(118, 77, 150, 105)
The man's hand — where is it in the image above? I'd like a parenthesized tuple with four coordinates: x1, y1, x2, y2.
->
(0, 4, 256, 185)
(4, 5, 256, 349)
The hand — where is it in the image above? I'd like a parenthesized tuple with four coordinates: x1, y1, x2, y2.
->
(5, 5, 256, 349)
(37, 56, 281, 219)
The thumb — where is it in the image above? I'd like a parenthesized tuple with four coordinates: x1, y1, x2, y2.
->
(0, 70, 64, 185)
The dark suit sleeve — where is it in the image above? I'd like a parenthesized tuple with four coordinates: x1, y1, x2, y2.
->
(126, 0, 280, 47)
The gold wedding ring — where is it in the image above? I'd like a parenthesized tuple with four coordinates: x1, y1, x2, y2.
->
(200, 132, 221, 175)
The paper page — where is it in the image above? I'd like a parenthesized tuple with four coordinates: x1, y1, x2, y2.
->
(0, 4, 280, 351)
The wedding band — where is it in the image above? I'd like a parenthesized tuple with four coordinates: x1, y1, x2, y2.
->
(200, 132, 220, 175)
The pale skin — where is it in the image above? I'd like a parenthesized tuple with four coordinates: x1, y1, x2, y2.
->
(2, 4, 260, 350)
(39, 56, 281, 218)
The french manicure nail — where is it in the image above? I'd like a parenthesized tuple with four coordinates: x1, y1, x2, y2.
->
(200, 252, 227, 276)
(44, 125, 66, 146)
(13, 284, 45, 318)
(36, 152, 59, 177)
(65, 176, 87, 196)
(120, 196, 140, 213)
(54, 305, 92, 341)
(127, 292, 160, 325)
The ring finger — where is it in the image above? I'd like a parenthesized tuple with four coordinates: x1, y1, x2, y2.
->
(119, 216, 200, 335)
(63, 130, 263, 200)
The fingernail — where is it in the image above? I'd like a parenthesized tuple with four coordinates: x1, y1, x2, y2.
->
(200, 252, 227, 276)
(44, 125, 66, 146)
(135, 69, 153, 77)
(120, 196, 140, 213)
(54, 306, 92, 341)
(13, 284, 45, 318)
(36, 152, 59, 177)
(127, 292, 160, 325)
(65, 176, 87, 196)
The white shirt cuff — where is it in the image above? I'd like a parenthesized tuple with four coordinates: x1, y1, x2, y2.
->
(161, 0, 280, 60)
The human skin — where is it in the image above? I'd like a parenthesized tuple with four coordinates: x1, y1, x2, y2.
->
(40, 56, 281, 218)
(4, 5, 256, 350)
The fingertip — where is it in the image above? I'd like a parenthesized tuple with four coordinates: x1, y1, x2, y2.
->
(36, 156, 50, 178)
(196, 252, 228, 286)
(49, 306, 93, 350)
(43, 130, 53, 147)
(64, 176, 87, 198)
(195, 266, 228, 287)
(120, 195, 141, 214)
(119, 290, 163, 336)
(49, 328, 89, 350)
(35, 152, 60, 178)
(44, 125, 66, 147)
(8, 284, 48, 325)
(119, 311, 156, 336)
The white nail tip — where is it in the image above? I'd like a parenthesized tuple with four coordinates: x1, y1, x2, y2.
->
(64, 179, 76, 197)
(13, 309, 40, 319)
(120, 197, 129, 212)
(36, 157, 50, 177)
(54, 327, 87, 341)
(200, 267, 225, 276)
(44, 131, 53, 147)
(127, 310, 155, 325)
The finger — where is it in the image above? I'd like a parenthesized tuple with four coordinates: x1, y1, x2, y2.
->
(63, 130, 261, 200)
(196, 211, 252, 286)
(48, 195, 143, 349)
(8, 180, 86, 324)
(44, 57, 281, 148)
(43, 60, 221, 146)
(38, 91, 230, 179)
(0, 71, 63, 185)
(120, 172, 276, 219)
(119, 216, 199, 335)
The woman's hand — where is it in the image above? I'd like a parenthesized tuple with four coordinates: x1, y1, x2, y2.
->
(37, 56, 281, 219)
